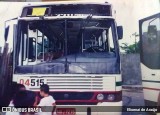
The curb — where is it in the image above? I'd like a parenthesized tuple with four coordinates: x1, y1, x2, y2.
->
(122, 85, 143, 91)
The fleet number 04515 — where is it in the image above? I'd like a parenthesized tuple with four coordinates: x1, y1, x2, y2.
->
(19, 79, 45, 87)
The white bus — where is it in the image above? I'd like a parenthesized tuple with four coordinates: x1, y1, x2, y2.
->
(139, 13, 160, 111)
(5, 1, 123, 115)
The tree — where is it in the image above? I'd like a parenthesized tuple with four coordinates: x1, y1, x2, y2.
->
(120, 41, 140, 54)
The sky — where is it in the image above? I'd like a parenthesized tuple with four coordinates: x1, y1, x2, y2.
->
(0, 0, 159, 47)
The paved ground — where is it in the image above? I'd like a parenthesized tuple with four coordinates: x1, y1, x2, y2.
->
(122, 89, 147, 115)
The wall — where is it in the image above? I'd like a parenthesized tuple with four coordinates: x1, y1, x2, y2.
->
(2, 0, 75, 1)
(0, 47, 2, 53)
(41, 0, 73, 1)
(121, 53, 142, 85)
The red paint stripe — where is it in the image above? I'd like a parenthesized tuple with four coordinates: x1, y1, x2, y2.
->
(56, 100, 113, 103)
(143, 87, 160, 91)
(34, 91, 121, 93)
(34, 91, 122, 103)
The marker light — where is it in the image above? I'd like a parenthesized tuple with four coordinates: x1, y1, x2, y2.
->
(107, 94, 115, 101)
(97, 93, 104, 101)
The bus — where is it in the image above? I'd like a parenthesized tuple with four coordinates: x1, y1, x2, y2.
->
(139, 13, 160, 110)
(4, 1, 123, 114)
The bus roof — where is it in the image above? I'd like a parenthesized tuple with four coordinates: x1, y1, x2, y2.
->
(24, 1, 111, 7)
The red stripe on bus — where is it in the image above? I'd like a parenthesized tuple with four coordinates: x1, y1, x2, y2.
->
(34, 91, 122, 93)
(34, 91, 122, 102)
(55, 100, 116, 103)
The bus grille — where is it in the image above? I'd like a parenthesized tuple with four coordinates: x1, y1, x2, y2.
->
(25, 75, 116, 91)
(46, 76, 103, 91)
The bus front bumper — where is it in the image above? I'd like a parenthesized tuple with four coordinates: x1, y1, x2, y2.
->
(54, 101, 122, 115)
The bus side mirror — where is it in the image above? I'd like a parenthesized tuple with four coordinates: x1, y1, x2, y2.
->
(117, 26, 123, 40)
(147, 25, 157, 40)
(4, 26, 9, 42)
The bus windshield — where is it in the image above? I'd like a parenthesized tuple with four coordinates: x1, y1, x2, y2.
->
(15, 19, 119, 74)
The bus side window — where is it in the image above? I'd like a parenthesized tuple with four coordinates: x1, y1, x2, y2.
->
(4, 26, 10, 42)
(108, 27, 114, 52)
(105, 28, 114, 52)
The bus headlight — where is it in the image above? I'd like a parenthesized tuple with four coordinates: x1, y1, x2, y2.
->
(107, 94, 115, 101)
(97, 93, 104, 100)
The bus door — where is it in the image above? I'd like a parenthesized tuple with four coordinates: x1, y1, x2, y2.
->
(0, 18, 17, 105)
(4, 18, 18, 73)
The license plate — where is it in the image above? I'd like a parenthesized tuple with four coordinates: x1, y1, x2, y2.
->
(56, 108, 76, 115)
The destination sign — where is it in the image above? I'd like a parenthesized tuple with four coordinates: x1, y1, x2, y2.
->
(21, 4, 112, 17)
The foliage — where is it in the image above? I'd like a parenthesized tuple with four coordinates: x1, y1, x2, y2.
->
(120, 41, 140, 54)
